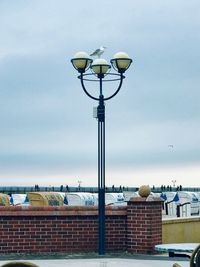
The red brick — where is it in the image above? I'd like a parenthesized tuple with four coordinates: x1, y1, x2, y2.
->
(0, 200, 162, 254)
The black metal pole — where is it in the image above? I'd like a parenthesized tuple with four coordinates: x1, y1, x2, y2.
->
(78, 71, 125, 255)
(98, 75, 105, 255)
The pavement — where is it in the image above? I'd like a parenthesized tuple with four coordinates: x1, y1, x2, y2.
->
(0, 255, 189, 267)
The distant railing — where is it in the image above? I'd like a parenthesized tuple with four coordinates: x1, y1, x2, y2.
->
(1, 186, 200, 195)
(0, 185, 134, 194)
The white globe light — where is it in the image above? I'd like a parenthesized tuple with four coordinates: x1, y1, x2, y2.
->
(91, 58, 111, 74)
(113, 52, 130, 59)
(112, 51, 132, 71)
(72, 51, 91, 70)
(73, 51, 89, 59)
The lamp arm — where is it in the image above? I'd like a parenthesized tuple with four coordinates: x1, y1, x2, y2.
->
(104, 73, 124, 101)
(80, 73, 99, 101)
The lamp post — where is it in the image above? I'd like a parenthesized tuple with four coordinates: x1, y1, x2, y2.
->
(172, 179, 176, 188)
(71, 51, 132, 255)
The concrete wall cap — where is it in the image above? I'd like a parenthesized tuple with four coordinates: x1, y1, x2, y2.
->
(128, 197, 162, 202)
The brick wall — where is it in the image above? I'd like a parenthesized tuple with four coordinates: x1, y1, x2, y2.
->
(0, 198, 162, 254)
(127, 197, 162, 254)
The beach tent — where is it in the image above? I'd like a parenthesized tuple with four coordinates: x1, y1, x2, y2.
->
(10, 194, 29, 206)
(0, 193, 10, 206)
(27, 192, 64, 206)
(123, 191, 138, 201)
(177, 191, 199, 216)
(105, 193, 125, 205)
(90, 193, 126, 206)
(162, 192, 177, 216)
(65, 192, 95, 206)
(163, 191, 199, 217)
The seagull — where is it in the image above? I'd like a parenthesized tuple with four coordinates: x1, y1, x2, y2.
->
(90, 46, 107, 58)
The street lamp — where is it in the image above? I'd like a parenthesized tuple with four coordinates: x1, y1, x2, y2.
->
(71, 50, 132, 255)
(78, 180, 82, 190)
(172, 179, 176, 187)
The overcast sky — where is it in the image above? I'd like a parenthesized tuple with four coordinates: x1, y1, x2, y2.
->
(0, 0, 200, 187)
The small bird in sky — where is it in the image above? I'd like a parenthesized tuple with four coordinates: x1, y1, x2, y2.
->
(90, 46, 107, 58)
(168, 145, 174, 148)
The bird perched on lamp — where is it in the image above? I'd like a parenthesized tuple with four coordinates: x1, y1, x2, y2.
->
(90, 46, 107, 58)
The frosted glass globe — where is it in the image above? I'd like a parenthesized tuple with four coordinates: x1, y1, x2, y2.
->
(112, 52, 132, 70)
(72, 51, 91, 69)
(91, 58, 111, 74)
